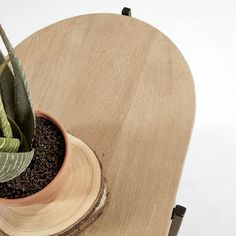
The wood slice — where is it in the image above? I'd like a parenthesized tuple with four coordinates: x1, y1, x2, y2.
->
(0, 134, 108, 236)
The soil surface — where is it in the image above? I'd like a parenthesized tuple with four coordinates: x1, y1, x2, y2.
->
(0, 117, 65, 199)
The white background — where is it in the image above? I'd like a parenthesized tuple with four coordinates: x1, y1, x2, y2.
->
(0, 1, 235, 235)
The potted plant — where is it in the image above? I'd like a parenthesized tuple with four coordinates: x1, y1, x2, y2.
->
(0, 24, 70, 206)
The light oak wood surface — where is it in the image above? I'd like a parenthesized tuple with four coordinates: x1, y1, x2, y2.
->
(14, 13, 195, 235)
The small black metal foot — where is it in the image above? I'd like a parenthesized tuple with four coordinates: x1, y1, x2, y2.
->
(121, 7, 131, 17)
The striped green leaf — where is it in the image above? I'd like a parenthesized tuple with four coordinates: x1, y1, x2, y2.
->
(0, 94, 13, 138)
(0, 25, 35, 149)
(0, 50, 15, 121)
(7, 116, 23, 146)
(0, 149, 34, 183)
(0, 137, 20, 153)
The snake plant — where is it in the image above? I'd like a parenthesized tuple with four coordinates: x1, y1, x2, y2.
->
(0, 24, 35, 183)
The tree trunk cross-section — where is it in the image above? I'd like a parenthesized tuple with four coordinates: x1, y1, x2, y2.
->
(0, 134, 108, 236)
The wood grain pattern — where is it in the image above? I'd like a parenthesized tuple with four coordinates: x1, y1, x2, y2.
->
(14, 13, 195, 235)
(0, 134, 107, 236)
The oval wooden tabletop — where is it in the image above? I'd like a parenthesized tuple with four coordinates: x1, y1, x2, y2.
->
(15, 13, 195, 236)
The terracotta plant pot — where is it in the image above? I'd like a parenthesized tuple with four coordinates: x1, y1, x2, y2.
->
(0, 110, 70, 206)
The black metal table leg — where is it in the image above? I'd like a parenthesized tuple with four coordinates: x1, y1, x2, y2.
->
(168, 205, 186, 236)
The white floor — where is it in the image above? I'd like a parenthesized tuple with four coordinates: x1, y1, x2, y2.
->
(1, 1, 236, 235)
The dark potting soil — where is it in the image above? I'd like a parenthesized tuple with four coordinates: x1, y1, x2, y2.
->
(0, 117, 65, 199)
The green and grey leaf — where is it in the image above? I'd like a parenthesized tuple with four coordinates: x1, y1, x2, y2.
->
(0, 94, 13, 138)
(0, 93, 20, 153)
(7, 116, 23, 145)
(0, 24, 35, 149)
(0, 149, 34, 183)
(0, 50, 15, 121)
(0, 57, 10, 75)
(0, 137, 20, 153)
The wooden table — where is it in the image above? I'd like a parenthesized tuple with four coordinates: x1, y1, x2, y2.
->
(15, 13, 195, 235)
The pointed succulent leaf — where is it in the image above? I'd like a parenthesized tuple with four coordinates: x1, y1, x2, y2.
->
(20, 133, 30, 152)
(7, 116, 23, 145)
(0, 25, 35, 149)
(8, 115, 30, 152)
(0, 57, 10, 75)
(0, 94, 13, 138)
(0, 50, 15, 120)
(8, 115, 29, 152)
(0, 137, 20, 153)
(0, 149, 34, 183)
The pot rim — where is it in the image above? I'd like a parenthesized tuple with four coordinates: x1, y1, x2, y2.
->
(0, 110, 70, 204)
